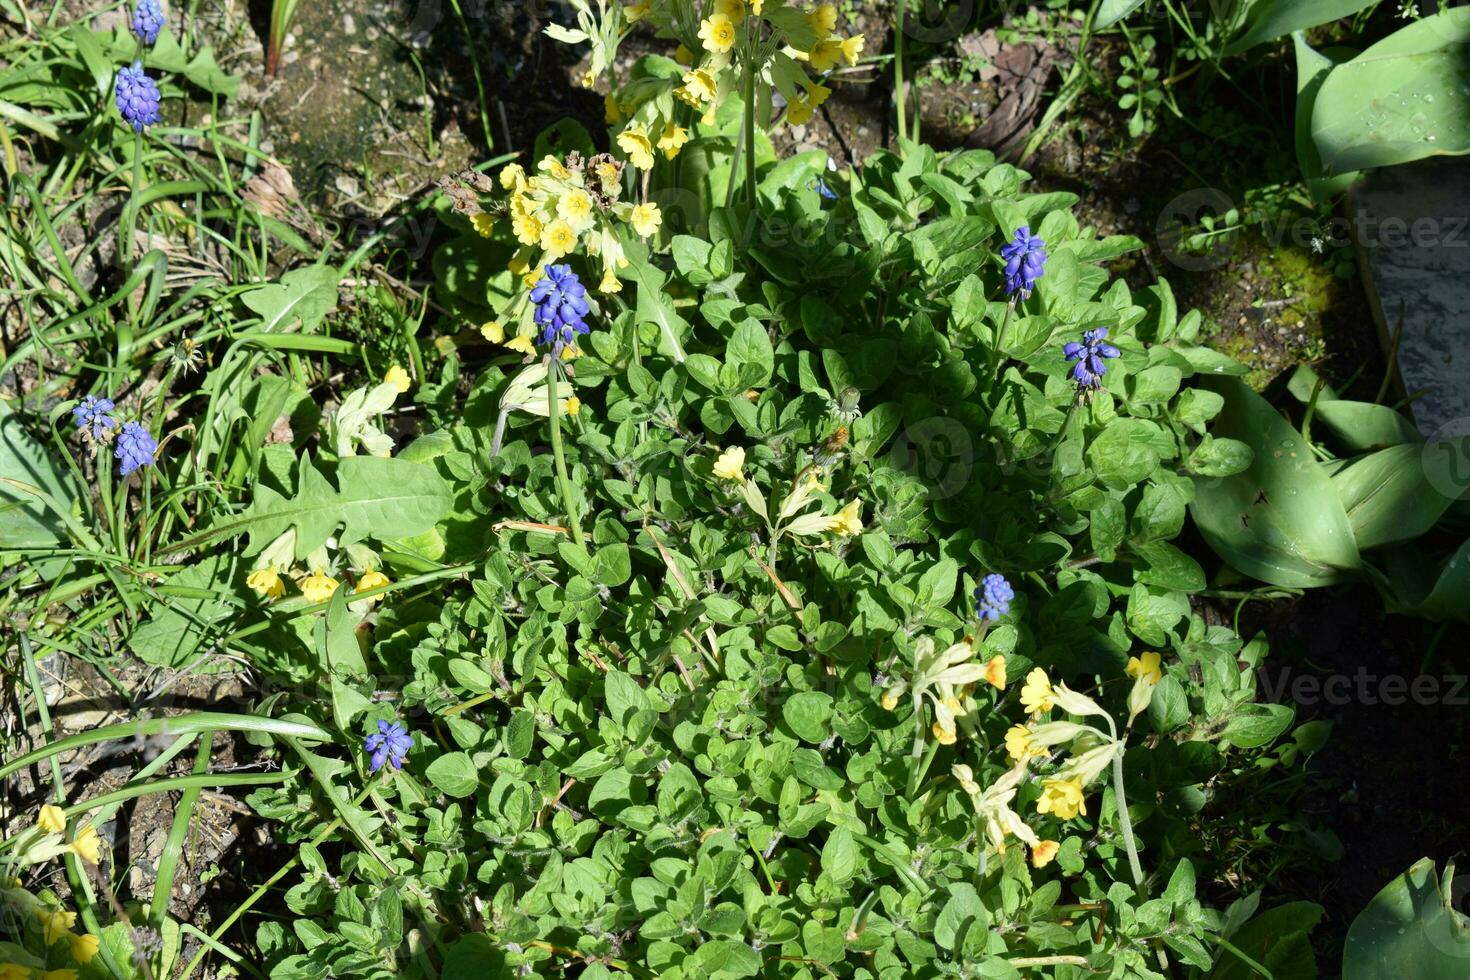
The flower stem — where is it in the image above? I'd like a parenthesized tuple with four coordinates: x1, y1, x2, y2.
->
(1103, 714, 1146, 889)
(547, 359, 588, 556)
(894, 0, 907, 150)
(987, 297, 1016, 386)
(907, 735, 940, 801)
(742, 34, 757, 211)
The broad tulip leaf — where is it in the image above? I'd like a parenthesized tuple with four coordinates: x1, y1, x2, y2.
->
(1226, 0, 1375, 56)
(1190, 377, 1361, 587)
(1330, 444, 1455, 549)
(1310, 9, 1470, 173)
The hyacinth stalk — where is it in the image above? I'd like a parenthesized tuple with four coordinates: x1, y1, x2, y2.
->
(266, 0, 300, 76)
(547, 359, 587, 557)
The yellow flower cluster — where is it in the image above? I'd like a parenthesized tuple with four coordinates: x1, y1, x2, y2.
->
(244, 530, 390, 607)
(881, 636, 1007, 745)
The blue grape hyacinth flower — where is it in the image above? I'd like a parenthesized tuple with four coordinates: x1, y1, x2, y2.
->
(115, 422, 158, 475)
(974, 573, 1014, 622)
(1063, 327, 1121, 390)
(72, 396, 118, 440)
(1000, 225, 1047, 298)
(530, 264, 591, 355)
(365, 721, 413, 773)
(115, 62, 162, 132)
(131, 0, 164, 45)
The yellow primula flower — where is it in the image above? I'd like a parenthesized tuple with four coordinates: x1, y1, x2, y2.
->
(599, 266, 622, 293)
(1005, 724, 1043, 762)
(787, 97, 815, 126)
(657, 122, 690, 160)
(246, 567, 285, 599)
(624, 0, 651, 22)
(299, 569, 339, 604)
(499, 163, 527, 191)
(699, 14, 737, 53)
(565, 396, 582, 417)
(840, 33, 866, 65)
(604, 92, 623, 124)
(931, 719, 957, 745)
(826, 499, 863, 536)
(560, 345, 580, 362)
(806, 38, 843, 72)
(355, 569, 390, 595)
(983, 654, 1006, 690)
(68, 825, 100, 864)
(481, 319, 505, 343)
(714, 0, 745, 22)
(512, 211, 544, 247)
(713, 446, 746, 482)
(630, 202, 662, 238)
(1036, 777, 1088, 821)
(41, 971, 77, 980)
(538, 155, 573, 181)
(1020, 667, 1057, 715)
(471, 212, 495, 237)
(880, 690, 899, 711)
(541, 219, 578, 260)
(616, 124, 656, 170)
(557, 188, 596, 232)
(678, 68, 718, 105)
(0, 965, 30, 980)
(383, 364, 411, 393)
(1126, 651, 1163, 685)
(37, 907, 76, 944)
(505, 335, 536, 355)
(37, 804, 66, 834)
(751, 0, 764, 10)
(807, 82, 832, 107)
(1031, 840, 1060, 869)
(674, 43, 694, 66)
(808, 3, 837, 34)
(70, 934, 100, 964)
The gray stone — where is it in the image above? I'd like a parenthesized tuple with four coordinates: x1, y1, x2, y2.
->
(1354, 155, 1470, 436)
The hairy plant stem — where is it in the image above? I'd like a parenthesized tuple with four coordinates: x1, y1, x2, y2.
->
(547, 358, 588, 555)
(742, 32, 758, 211)
(894, 0, 907, 149)
(1103, 714, 1146, 888)
(987, 296, 1017, 386)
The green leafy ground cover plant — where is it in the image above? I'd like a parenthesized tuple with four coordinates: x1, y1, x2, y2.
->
(0, 2, 1380, 978)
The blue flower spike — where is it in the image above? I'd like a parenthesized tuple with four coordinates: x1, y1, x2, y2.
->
(530, 264, 591, 356)
(115, 422, 158, 476)
(131, 0, 164, 45)
(1000, 225, 1047, 298)
(115, 62, 162, 132)
(365, 721, 413, 774)
(72, 396, 118, 440)
(1063, 327, 1122, 391)
(974, 573, 1014, 622)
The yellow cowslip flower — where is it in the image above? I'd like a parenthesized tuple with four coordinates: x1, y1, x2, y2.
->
(557, 189, 596, 232)
(674, 43, 694, 66)
(931, 720, 957, 745)
(1031, 840, 1060, 869)
(630, 202, 662, 238)
(713, 446, 746, 482)
(1126, 651, 1163, 685)
(481, 320, 505, 343)
(505, 335, 536, 355)
(1036, 777, 1087, 821)
(840, 33, 866, 66)
(624, 0, 651, 22)
(616, 124, 655, 171)
(471, 212, 496, 237)
(384, 365, 411, 393)
(538, 155, 573, 181)
(787, 97, 815, 126)
(499, 163, 526, 191)
(595, 161, 621, 188)
(679, 68, 718, 105)
(38, 907, 76, 944)
(699, 14, 737, 53)
(1004, 724, 1041, 763)
(806, 38, 843, 72)
(0, 965, 30, 980)
(70, 934, 100, 964)
(565, 396, 582, 417)
(808, 3, 837, 34)
(599, 266, 622, 293)
(560, 345, 580, 362)
(880, 690, 900, 711)
(68, 825, 100, 864)
(41, 971, 77, 980)
(540, 219, 578, 259)
(355, 569, 390, 595)
(714, 0, 745, 23)
(983, 654, 1006, 690)
(246, 567, 285, 599)
(604, 93, 623, 124)
(751, 0, 763, 10)
(657, 122, 690, 160)
(299, 570, 339, 604)
(808, 82, 832, 108)
(37, 804, 66, 834)
(1020, 667, 1056, 715)
(512, 211, 544, 247)
(826, 499, 863, 536)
